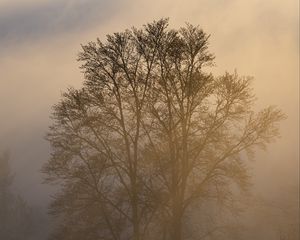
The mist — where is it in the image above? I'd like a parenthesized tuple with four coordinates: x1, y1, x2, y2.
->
(0, 0, 298, 239)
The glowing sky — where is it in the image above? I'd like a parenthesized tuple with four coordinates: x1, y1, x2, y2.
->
(0, 0, 298, 205)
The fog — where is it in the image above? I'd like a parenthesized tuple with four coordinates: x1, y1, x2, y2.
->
(0, 0, 298, 239)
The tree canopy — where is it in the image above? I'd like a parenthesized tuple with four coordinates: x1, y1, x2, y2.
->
(43, 19, 284, 240)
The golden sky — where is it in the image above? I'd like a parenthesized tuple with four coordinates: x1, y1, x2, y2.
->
(0, 0, 298, 202)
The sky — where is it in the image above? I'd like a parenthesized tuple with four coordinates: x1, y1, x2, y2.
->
(0, 0, 298, 212)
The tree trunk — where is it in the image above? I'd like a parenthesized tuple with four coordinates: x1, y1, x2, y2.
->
(171, 210, 183, 240)
(132, 196, 140, 240)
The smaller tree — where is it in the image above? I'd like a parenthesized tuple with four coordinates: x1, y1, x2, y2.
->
(0, 151, 34, 240)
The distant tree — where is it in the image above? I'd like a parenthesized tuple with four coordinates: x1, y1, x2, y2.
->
(43, 19, 284, 240)
(0, 151, 34, 240)
(255, 185, 299, 240)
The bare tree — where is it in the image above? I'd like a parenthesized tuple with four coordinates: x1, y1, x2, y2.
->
(0, 151, 34, 240)
(43, 19, 284, 240)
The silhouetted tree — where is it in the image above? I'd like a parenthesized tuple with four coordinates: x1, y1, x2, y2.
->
(43, 19, 284, 240)
(0, 151, 34, 240)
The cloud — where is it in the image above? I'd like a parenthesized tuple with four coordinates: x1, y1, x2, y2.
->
(0, 0, 122, 51)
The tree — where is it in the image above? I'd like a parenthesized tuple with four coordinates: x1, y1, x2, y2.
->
(242, 184, 299, 240)
(43, 19, 284, 240)
(0, 151, 34, 240)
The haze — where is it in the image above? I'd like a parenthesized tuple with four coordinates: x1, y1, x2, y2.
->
(0, 0, 298, 239)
